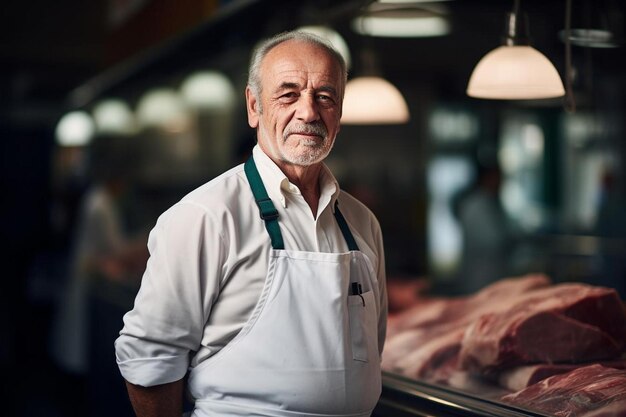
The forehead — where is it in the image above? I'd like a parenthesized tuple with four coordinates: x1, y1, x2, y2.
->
(261, 40, 343, 89)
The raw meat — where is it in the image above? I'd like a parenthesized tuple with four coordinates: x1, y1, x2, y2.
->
(501, 365, 626, 417)
(459, 284, 626, 373)
(382, 274, 551, 380)
(498, 361, 626, 392)
(390, 327, 465, 381)
(386, 273, 551, 337)
(383, 274, 626, 393)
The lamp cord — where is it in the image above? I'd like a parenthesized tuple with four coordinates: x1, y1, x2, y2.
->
(564, 0, 576, 112)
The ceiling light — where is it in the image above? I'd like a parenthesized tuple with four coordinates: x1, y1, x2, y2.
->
(352, 2, 450, 38)
(341, 76, 410, 124)
(558, 0, 622, 48)
(353, 15, 449, 38)
(467, 46, 566, 99)
(180, 71, 236, 111)
(136, 88, 190, 132)
(55, 111, 96, 147)
(467, 0, 565, 100)
(560, 29, 619, 48)
(92, 99, 136, 134)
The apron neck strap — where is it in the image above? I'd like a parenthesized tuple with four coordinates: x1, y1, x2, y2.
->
(333, 201, 359, 251)
(244, 156, 359, 252)
(245, 156, 285, 250)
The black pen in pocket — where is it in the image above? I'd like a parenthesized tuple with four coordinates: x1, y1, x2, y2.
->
(351, 282, 365, 306)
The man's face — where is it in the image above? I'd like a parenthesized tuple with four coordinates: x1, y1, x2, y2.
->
(246, 40, 344, 167)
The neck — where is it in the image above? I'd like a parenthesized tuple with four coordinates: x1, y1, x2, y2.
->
(279, 160, 323, 218)
(257, 142, 325, 217)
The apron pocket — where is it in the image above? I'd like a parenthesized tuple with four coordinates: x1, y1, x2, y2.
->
(348, 291, 376, 362)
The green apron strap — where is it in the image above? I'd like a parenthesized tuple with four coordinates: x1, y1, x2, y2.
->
(333, 201, 359, 251)
(245, 155, 359, 252)
(244, 157, 285, 250)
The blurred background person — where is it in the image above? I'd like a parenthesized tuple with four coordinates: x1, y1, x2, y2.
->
(594, 167, 626, 297)
(49, 133, 148, 416)
(455, 161, 515, 294)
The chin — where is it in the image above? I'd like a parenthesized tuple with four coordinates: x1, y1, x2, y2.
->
(290, 142, 334, 165)
(286, 149, 331, 166)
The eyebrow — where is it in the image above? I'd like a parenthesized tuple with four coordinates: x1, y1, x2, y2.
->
(317, 85, 338, 96)
(274, 82, 338, 96)
(275, 82, 300, 94)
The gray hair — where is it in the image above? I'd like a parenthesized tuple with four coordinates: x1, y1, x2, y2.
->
(247, 31, 348, 109)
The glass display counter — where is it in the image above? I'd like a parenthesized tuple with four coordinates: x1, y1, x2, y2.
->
(374, 371, 549, 417)
(377, 275, 626, 417)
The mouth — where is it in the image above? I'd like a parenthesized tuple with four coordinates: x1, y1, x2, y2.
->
(289, 134, 324, 147)
(289, 132, 322, 139)
(284, 124, 327, 141)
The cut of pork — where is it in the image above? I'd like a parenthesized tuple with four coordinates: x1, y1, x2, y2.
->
(382, 274, 552, 380)
(459, 284, 626, 373)
(498, 360, 626, 392)
(501, 365, 626, 417)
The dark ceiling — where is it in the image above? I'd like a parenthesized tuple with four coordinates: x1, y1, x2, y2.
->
(1, 0, 624, 128)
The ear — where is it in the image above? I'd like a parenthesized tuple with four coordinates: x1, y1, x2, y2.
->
(245, 86, 260, 129)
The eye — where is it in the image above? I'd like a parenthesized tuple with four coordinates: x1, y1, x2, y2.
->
(279, 92, 299, 102)
(316, 94, 335, 105)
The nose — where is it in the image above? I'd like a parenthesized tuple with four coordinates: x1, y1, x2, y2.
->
(295, 93, 320, 123)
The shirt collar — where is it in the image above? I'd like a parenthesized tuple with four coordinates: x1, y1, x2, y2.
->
(252, 145, 340, 211)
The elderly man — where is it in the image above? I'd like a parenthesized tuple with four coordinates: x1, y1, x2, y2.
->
(115, 31, 387, 417)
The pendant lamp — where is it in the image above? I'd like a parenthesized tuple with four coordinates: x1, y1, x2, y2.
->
(55, 111, 96, 147)
(341, 76, 410, 124)
(466, 0, 565, 100)
(558, 0, 622, 48)
(341, 50, 409, 125)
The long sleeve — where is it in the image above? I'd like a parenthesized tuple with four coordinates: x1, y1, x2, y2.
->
(115, 202, 226, 386)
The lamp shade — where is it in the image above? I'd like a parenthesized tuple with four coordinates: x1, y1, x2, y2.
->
(92, 99, 136, 135)
(467, 45, 565, 99)
(136, 88, 190, 131)
(352, 15, 450, 38)
(341, 76, 410, 124)
(55, 111, 96, 147)
(180, 71, 236, 111)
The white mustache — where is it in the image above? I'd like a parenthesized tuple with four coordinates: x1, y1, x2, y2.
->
(283, 123, 327, 140)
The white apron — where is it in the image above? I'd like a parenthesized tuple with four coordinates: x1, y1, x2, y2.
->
(186, 157, 382, 416)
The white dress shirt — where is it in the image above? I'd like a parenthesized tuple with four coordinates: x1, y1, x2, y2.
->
(115, 145, 387, 387)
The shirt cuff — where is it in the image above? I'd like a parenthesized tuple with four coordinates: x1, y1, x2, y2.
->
(117, 354, 189, 387)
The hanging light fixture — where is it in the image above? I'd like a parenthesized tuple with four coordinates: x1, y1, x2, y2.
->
(352, 1, 451, 38)
(341, 47, 409, 125)
(342, 76, 410, 124)
(92, 98, 137, 135)
(136, 88, 191, 133)
(55, 111, 96, 147)
(180, 71, 236, 111)
(466, 0, 565, 100)
(558, 0, 622, 48)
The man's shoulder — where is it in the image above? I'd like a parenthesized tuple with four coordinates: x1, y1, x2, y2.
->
(157, 164, 249, 224)
(181, 164, 248, 206)
(337, 190, 379, 224)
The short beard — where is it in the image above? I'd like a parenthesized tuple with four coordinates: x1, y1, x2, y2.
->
(283, 121, 327, 141)
(282, 121, 332, 166)
(259, 121, 334, 167)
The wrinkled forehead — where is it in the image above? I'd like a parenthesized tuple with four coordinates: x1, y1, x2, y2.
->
(261, 40, 344, 92)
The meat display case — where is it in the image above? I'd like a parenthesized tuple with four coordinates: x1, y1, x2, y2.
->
(377, 275, 626, 417)
(373, 372, 548, 417)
